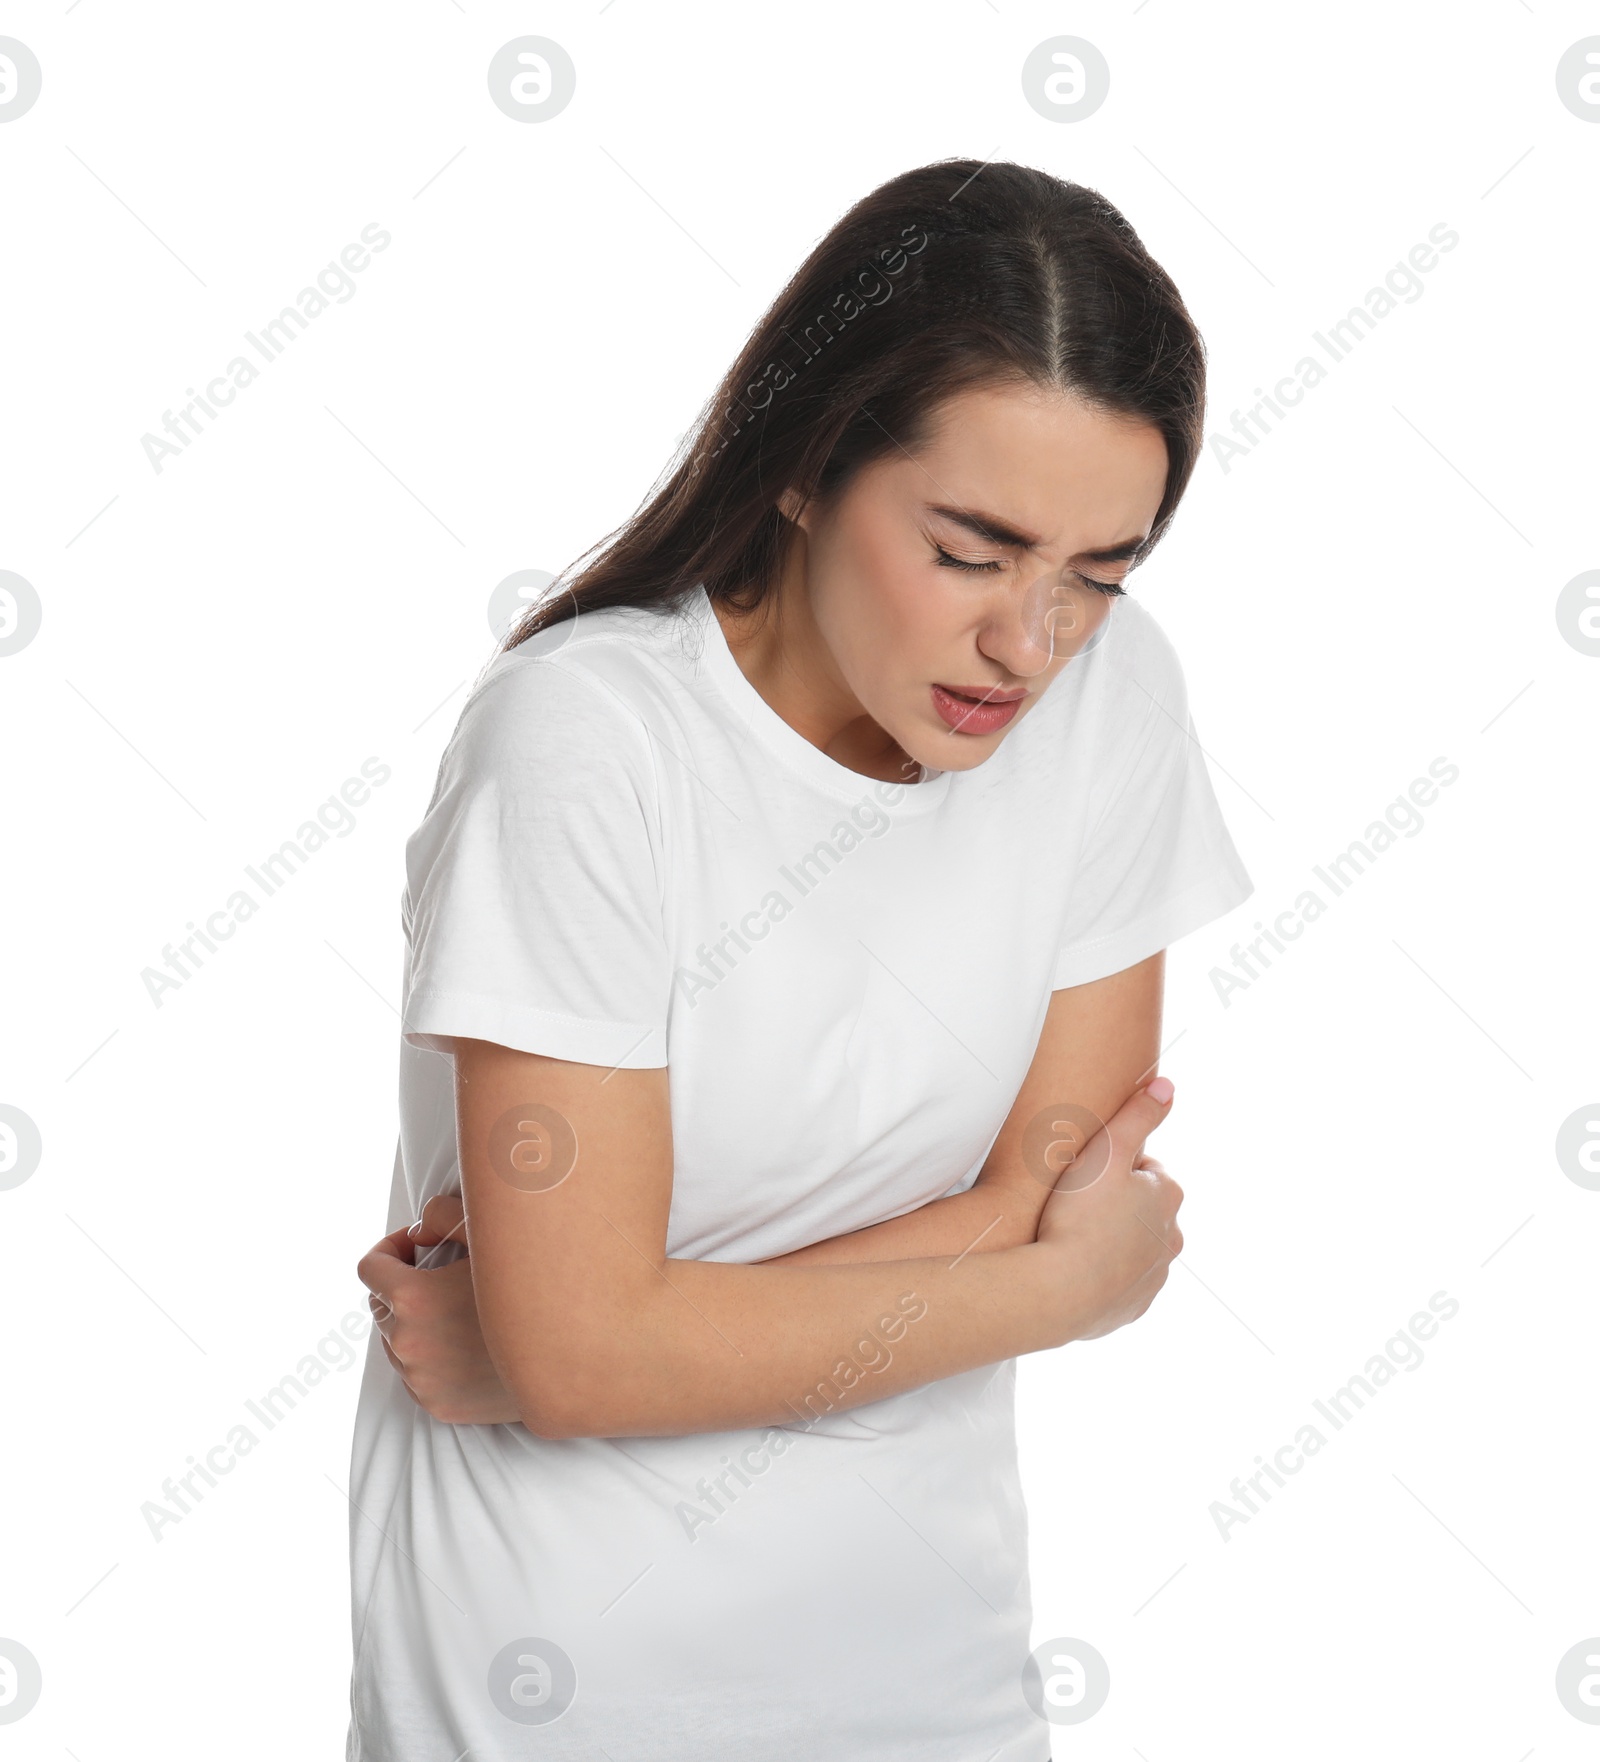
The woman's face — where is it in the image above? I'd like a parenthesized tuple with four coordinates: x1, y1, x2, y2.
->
(784, 381, 1171, 775)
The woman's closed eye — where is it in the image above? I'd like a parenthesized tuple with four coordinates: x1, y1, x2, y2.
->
(931, 541, 1126, 597)
(932, 540, 1005, 575)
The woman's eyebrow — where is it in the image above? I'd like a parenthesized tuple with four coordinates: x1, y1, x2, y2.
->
(927, 503, 1148, 564)
(1078, 535, 1149, 564)
(926, 504, 1042, 550)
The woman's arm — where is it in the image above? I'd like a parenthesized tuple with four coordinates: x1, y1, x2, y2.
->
(362, 1031, 1179, 1440)
(758, 952, 1165, 1266)
(454, 1039, 1059, 1439)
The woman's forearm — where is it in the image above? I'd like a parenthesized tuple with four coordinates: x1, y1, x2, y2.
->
(452, 1041, 1079, 1442)
(757, 1178, 1046, 1267)
(511, 1239, 1072, 1440)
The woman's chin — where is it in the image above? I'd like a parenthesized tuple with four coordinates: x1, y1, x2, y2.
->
(900, 725, 1010, 774)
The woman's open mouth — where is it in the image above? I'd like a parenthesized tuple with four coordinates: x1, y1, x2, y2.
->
(930, 683, 1027, 735)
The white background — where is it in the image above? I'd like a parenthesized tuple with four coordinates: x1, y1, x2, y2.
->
(2, 2, 1596, 1756)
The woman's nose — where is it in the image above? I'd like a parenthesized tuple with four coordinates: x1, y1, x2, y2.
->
(985, 568, 1099, 678)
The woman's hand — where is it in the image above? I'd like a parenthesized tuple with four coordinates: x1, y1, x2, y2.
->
(357, 1194, 524, 1426)
(1034, 1079, 1185, 1343)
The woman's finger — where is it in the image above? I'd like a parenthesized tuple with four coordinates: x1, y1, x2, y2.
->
(357, 1236, 422, 1312)
(377, 1335, 428, 1410)
(410, 1192, 468, 1249)
(366, 1224, 421, 1268)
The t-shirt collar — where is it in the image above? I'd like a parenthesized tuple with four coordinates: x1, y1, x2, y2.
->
(684, 585, 953, 815)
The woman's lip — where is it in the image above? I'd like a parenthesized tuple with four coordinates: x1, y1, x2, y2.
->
(930, 683, 1024, 734)
(936, 685, 1028, 704)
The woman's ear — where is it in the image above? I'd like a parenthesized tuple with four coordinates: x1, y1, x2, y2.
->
(777, 487, 809, 528)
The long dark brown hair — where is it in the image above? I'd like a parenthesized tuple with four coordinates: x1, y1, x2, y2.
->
(504, 156, 1205, 651)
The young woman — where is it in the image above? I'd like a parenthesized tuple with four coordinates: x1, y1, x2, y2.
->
(347, 158, 1252, 1759)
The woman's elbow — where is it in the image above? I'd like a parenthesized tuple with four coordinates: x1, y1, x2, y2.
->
(517, 1393, 643, 1441)
(506, 1355, 638, 1440)
(516, 1390, 596, 1440)
(503, 1363, 592, 1439)
(486, 1294, 669, 1439)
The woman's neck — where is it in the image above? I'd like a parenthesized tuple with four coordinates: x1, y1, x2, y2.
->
(711, 575, 921, 787)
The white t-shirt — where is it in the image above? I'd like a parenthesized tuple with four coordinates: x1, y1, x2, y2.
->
(346, 583, 1252, 1759)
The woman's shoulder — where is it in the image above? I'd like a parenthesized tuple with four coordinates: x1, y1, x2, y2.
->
(1096, 593, 1194, 723)
(459, 594, 703, 759)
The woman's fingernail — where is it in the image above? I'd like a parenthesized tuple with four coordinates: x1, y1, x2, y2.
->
(406, 1220, 422, 1238)
(1146, 1076, 1174, 1104)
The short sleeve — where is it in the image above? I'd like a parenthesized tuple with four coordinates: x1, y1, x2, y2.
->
(401, 654, 672, 1067)
(1052, 603, 1254, 990)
